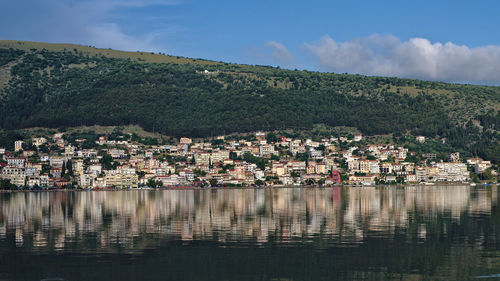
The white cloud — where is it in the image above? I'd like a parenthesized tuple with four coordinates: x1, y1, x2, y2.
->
(0, 0, 180, 52)
(245, 40, 294, 67)
(265, 41, 294, 64)
(303, 34, 500, 84)
(86, 23, 162, 52)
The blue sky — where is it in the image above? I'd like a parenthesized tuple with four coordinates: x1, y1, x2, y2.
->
(1, 0, 500, 84)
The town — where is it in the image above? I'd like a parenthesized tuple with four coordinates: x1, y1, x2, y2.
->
(0, 129, 497, 189)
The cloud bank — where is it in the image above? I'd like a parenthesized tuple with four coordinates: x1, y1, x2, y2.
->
(265, 41, 294, 65)
(0, 0, 178, 52)
(303, 34, 500, 84)
(245, 40, 294, 66)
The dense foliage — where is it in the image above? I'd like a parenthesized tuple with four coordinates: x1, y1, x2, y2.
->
(1, 46, 500, 162)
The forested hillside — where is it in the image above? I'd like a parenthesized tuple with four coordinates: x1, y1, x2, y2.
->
(1, 40, 500, 162)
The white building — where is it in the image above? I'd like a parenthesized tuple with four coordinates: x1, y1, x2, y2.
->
(416, 136, 426, 143)
(79, 173, 94, 188)
(474, 161, 492, 174)
(308, 148, 323, 159)
(14, 140, 24, 152)
(7, 158, 25, 168)
(259, 144, 276, 157)
(435, 162, 469, 182)
(32, 137, 47, 147)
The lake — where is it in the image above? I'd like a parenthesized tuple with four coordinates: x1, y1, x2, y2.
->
(0, 186, 499, 281)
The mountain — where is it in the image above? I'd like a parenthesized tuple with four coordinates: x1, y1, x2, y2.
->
(1, 39, 500, 162)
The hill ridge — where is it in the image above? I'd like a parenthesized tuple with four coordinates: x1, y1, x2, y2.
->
(0, 40, 499, 162)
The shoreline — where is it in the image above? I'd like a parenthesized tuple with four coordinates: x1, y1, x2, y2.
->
(0, 183, 496, 193)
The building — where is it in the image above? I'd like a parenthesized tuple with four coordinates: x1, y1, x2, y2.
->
(279, 175, 294, 185)
(194, 152, 211, 165)
(156, 174, 185, 186)
(25, 167, 39, 177)
(331, 170, 341, 185)
(415, 167, 426, 182)
(306, 161, 316, 174)
(385, 176, 397, 183)
(286, 161, 306, 172)
(449, 152, 460, 163)
(64, 145, 76, 157)
(423, 153, 436, 159)
(380, 163, 393, 174)
(356, 159, 379, 174)
(308, 148, 323, 159)
(40, 155, 50, 162)
(7, 158, 25, 168)
(32, 137, 47, 147)
(93, 177, 107, 188)
(108, 148, 127, 159)
(315, 163, 326, 174)
(300, 174, 323, 184)
(39, 175, 50, 188)
(259, 144, 276, 157)
(53, 178, 71, 189)
(88, 164, 102, 176)
(272, 162, 286, 177)
(369, 161, 380, 174)
(14, 140, 24, 152)
(289, 140, 305, 155)
(211, 150, 230, 163)
(467, 158, 492, 174)
(416, 136, 426, 143)
(405, 174, 417, 183)
(255, 132, 266, 141)
(26, 176, 40, 188)
(78, 149, 98, 158)
(49, 156, 65, 167)
(349, 175, 377, 185)
(179, 169, 195, 181)
(79, 173, 94, 188)
(1, 167, 25, 187)
(435, 162, 469, 182)
(467, 158, 483, 165)
(179, 137, 192, 145)
(105, 173, 138, 188)
(50, 168, 62, 178)
(22, 150, 35, 157)
(475, 161, 492, 174)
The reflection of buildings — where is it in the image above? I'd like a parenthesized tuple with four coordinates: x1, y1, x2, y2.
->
(342, 186, 496, 240)
(0, 186, 496, 252)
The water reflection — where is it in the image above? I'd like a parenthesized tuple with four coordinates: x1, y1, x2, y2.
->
(0, 186, 496, 253)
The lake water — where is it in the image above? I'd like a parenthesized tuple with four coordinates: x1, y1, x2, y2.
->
(0, 186, 499, 281)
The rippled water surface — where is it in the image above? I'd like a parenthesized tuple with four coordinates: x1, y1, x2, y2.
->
(1, 186, 500, 280)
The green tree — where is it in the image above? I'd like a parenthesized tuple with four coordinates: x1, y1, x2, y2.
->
(209, 178, 218, 187)
(136, 171, 146, 179)
(266, 133, 278, 143)
(61, 161, 66, 177)
(305, 179, 316, 185)
(66, 160, 73, 176)
(99, 151, 115, 170)
(0, 179, 15, 190)
(147, 178, 163, 188)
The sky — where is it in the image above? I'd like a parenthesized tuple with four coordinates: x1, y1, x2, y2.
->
(1, 0, 500, 84)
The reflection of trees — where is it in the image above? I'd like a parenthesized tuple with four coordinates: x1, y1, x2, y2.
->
(0, 186, 496, 252)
